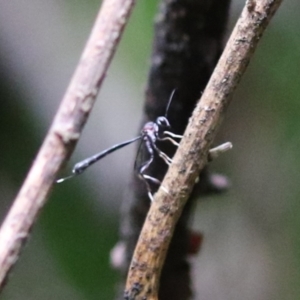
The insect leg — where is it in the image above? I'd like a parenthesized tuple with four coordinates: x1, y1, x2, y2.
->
(137, 151, 155, 201)
(141, 174, 162, 201)
(142, 174, 161, 185)
(159, 136, 180, 147)
(163, 131, 183, 140)
(160, 131, 183, 146)
(152, 143, 173, 165)
(137, 139, 165, 201)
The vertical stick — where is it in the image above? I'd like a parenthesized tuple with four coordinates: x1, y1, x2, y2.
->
(0, 0, 136, 289)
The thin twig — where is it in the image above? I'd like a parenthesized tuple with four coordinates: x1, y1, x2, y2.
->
(124, 1, 283, 299)
(0, 0, 136, 289)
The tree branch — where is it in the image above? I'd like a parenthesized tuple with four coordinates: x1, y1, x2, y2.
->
(0, 0, 136, 289)
(124, 1, 283, 299)
(115, 1, 231, 300)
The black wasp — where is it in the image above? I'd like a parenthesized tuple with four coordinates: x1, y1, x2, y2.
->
(57, 90, 182, 201)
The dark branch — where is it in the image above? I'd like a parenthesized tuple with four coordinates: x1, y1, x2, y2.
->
(114, 1, 231, 299)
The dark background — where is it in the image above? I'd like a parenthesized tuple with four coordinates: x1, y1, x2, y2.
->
(0, 1, 299, 299)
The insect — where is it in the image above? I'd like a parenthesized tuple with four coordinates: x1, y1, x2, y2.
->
(57, 90, 183, 201)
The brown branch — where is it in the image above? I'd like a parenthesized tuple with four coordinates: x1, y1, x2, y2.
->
(124, 1, 283, 299)
(115, 1, 231, 300)
(0, 0, 136, 290)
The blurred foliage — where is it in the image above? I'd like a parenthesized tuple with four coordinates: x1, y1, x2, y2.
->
(0, 1, 300, 300)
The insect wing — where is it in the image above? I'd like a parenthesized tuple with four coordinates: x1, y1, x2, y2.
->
(134, 139, 152, 173)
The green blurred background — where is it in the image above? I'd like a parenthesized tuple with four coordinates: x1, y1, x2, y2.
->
(0, 1, 299, 299)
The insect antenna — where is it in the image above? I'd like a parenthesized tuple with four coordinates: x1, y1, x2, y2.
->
(164, 89, 177, 118)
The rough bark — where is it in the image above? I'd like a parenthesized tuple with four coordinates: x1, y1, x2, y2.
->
(115, 1, 231, 300)
(123, 0, 283, 298)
